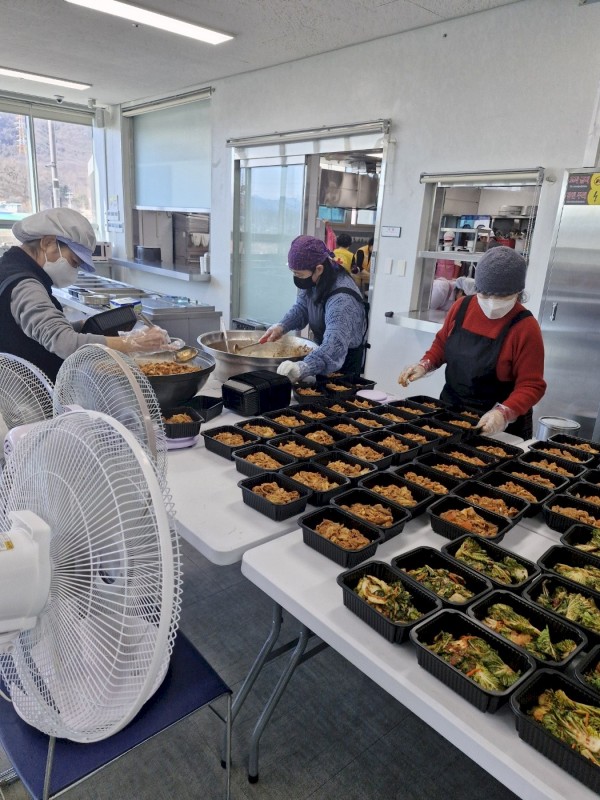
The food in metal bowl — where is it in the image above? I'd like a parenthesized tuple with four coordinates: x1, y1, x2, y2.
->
(138, 361, 200, 376)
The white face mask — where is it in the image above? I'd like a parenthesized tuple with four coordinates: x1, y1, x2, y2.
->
(477, 294, 518, 319)
(44, 244, 77, 288)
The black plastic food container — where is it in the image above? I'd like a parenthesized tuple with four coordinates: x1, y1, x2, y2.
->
(320, 399, 354, 415)
(500, 459, 570, 494)
(262, 408, 307, 429)
(413, 452, 481, 482)
(344, 395, 381, 412)
(382, 398, 433, 418)
(393, 462, 462, 495)
(376, 405, 415, 425)
(299, 506, 381, 567)
(332, 487, 410, 542)
(560, 523, 600, 554)
(361, 429, 421, 467)
(441, 534, 540, 592)
(280, 461, 351, 505)
(405, 395, 449, 412)
(567, 480, 600, 507)
(516, 451, 587, 484)
(337, 560, 441, 643)
(293, 383, 328, 404)
(477, 469, 553, 517)
(295, 403, 336, 423)
(522, 574, 600, 647)
(410, 609, 536, 713)
(428, 495, 514, 543)
(434, 442, 498, 474)
(237, 471, 311, 521)
(234, 417, 289, 440)
(467, 589, 587, 668)
(342, 409, 390, 430)
(537, 544, 600, 594)
(202, 424, 260, 460)
(161, 406, 202, 439)
(573, 643, 600, 698)
(293, 423, 348, 450)
(466, 436, 525, 465)
(549, 433, 600, 465)
(510, 669, 600, 794)
(334, 436, 395, 471)
(528, 439, 596, 469)
(221, 368, 290, 415)
(233, 443, 297, 477)
(358, 471, 435, 518)
(581, 469, 600, 487)
(185, 394, 223, 422)
(433, 411, 479, 437)
(269, 432, 328, 461)
(310, 449, 377, 487)
(321, 378, 356, 400)
(326, 415, 372, 439)
(407, 417, 463, 445)
(542, 493, 600, 533)
(391, 546, 492, 608)
(384, 423, 440, 454)
(450, 480, 529, 522)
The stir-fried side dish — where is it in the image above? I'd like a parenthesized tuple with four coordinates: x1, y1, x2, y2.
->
(446, 418, 474, 429)
(538, 446, 586, 463)
(497, 480, 537, 503)
(138, 361, 200, 376)
(276, 440, 317, 458)
(422, 425, 451, 437)
(440, 506, 499, 537)
(355, 416, 384, 428)
(528, 458, 574, 477)
(509, 470, 557, 489)
(427, 632, 521, 691)
(300, 409, 327, 420)
(403, 565, 474, 603)
(304, 429, 335, 445)
(340, 501, 394, 527)
(347, 398, 375, 409)
(332, 423, 361, 435)
(477, 444, 510, 458)
(446, 450, 487, 466)
(252, 482, 300, 504)
(242, 423, 277, 437)
(551, 504, 600, 527)
(574, 528, 600, 556)
(573, 492, 600, 507)
(392, 405, 426, 415)
(482, 603, 577, 661)
(379, 435, 410, 453)
(326, 459, 370, 477)
(244, 451, 282, 469)
(465, 493, 519, 518)
(354, 575, 423, 622)
(454, 537, 529, 585)
(213, 431, 246, 446)
(536, 580, 600, 633)
(348, 443, 384, 461)
(162, 412, 193, 424)
(404, 471, 449, 494)
(370, 483, 416, 507)
(297, 387, 323, 396)
(529, 689, 600, 767)
(315, 519, 369, 550)
(328, 403, 348, 413)
(431, 462, 470, 478)
(272, 414, 303, 427)
(380, 411, 408, 423)
(290, 470, 339, 491)
(553, 562, 600, 593)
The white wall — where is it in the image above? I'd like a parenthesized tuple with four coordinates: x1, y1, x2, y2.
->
(108, 0, 600, 394)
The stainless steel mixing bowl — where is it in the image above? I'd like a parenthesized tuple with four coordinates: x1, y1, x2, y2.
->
(198, 330, 317, 382)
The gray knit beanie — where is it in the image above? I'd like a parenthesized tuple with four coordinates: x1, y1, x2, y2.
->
(474, 246, 526, 295)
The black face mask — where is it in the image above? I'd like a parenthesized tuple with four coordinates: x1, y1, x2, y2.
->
(293, 275, 314, 290)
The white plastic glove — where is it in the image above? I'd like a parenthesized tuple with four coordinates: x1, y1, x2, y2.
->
(118, 326, 171, 353)
(398, 362, 429, 387)
(277, 360, 303, 383)
(477, 404, 515, 435)
(259, 324, 285, 344)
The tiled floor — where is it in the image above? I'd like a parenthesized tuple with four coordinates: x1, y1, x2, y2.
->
(0, 538, 519, 800)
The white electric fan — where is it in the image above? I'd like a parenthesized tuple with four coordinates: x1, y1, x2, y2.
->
(0, 409, 182, 741)
(53, 344, 167, 478)
(0, 355, 56, 453)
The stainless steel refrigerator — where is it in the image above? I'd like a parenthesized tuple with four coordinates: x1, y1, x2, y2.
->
(536, 169, 600, 441)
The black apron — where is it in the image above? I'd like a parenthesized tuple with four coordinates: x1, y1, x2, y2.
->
(440, 295, 533, 439)
(308, 286, 368, 378)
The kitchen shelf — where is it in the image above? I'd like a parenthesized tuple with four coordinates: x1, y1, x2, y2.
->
(111, 258, 211, 283)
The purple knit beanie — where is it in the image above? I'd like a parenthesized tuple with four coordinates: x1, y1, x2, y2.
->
(288, 235, 332, 271)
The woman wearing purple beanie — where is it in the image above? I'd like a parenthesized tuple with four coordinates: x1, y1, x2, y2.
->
(259, 235, 368, 383)
(398, 246, 546, 438)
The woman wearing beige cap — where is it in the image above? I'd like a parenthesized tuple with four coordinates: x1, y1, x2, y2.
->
(0, 208, 168, 380)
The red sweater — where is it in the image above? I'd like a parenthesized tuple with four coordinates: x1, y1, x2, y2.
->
(422, 298, 546, 417)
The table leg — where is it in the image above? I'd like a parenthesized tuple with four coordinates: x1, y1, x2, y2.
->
(247, 624, 311, 784)
(221, 599, 283, 767)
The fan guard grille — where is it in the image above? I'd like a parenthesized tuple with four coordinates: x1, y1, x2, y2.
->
(0, 354, 54, 430)
(53, 345, 167, 476)
(0, 411, 181, 742)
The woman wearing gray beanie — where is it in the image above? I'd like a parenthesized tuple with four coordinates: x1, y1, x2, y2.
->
(398, 246, 546, 438)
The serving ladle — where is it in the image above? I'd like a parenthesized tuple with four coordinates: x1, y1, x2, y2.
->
(138, 312, 199, 363)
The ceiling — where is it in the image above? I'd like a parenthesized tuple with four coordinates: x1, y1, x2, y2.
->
(3, 1, 525, 107)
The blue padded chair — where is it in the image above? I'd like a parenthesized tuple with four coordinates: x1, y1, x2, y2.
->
(0, 631, 231, 799)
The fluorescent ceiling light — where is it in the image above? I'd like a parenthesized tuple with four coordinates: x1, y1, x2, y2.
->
(0, 66, 90, 90)
(64, 0, 233, 45)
